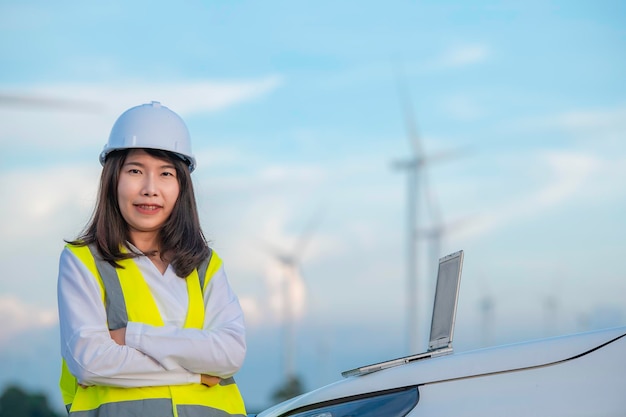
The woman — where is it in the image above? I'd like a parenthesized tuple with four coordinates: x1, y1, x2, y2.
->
(57, 101, 247, 416)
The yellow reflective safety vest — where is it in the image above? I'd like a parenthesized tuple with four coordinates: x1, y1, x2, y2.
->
(59, 244, 246, 417)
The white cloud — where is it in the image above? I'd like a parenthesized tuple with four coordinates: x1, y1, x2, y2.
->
(552, 107, 626, 131)
(440, 94, 486, 121)
(552, 107, 626, 147)
(533, 152, 599, 207)
(0, 76, 282, 149)
(0, 163, 99, 241)
(0, 295, 58, 344)
(453, 150, 600, 240)
(257, 164, 327, 184)
(429, 44, 491, 70)
(506, 106, 626, 148)
(195, 146, 257, 170)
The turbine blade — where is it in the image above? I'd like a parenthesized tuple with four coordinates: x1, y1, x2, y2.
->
(394, 67, 423, 158)
(293, 208, 325, 262)
(0, 93, 104, 113)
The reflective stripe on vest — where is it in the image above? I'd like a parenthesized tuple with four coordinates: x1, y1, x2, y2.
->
(60, 244, 246, 417)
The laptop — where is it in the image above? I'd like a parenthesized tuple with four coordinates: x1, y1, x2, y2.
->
(341, 250, 464, 377)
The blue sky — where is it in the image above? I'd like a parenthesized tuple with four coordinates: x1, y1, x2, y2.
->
(1, 0, 625, 411)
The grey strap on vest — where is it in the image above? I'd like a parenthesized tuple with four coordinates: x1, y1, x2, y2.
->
(219, 377, 236, 386)
(197, 249, 213, 291)
(87, 244, 129, 331)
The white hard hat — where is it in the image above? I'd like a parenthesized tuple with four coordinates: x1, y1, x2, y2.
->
(100, 101, 196, 172)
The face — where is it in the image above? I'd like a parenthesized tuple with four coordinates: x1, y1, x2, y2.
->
(117, 149, 180, 247)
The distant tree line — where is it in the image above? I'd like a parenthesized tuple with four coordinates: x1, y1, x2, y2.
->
(0, 385, 62, 417)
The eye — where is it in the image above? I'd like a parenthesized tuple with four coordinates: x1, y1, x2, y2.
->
(128, 168, 141, 174)
(162, 170, 177, 177)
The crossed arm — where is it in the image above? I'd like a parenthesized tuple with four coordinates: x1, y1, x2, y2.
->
(108, 327, 221, 387)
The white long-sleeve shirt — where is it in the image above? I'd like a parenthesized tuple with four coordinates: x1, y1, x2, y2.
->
(57, 246, 246, 388)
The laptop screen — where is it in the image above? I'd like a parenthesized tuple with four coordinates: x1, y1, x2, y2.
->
(429, 250, 464, 350)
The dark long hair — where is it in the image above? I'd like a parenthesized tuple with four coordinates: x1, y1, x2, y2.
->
(68, 148, 210, 278)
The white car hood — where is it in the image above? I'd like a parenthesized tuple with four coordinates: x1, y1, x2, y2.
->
(259, 326, 626, 416)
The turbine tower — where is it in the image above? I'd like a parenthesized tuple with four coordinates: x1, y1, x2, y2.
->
(392, 73, 428, 354)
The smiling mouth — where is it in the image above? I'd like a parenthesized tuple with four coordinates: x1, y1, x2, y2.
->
(135, 204, 162, 211)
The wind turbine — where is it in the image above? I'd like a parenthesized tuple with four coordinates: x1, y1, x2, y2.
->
(264, 210, 322, 380)
(392, 73, 469, 354)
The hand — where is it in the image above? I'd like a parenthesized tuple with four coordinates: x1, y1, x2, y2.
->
(201, 374, 221, 387)
(109, 327, 126, 345)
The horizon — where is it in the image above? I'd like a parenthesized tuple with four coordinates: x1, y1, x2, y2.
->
(1, 0, 625, 411)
